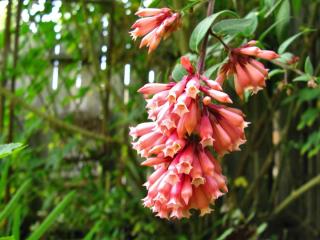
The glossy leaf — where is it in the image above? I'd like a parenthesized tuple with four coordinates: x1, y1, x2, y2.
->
(189, 10, 238, 52)
(304, 56, 314, 75)
(275, 0, 290, 40)
(212, 14, 258, 37)
(278, 31, 309, 54)
(172, 64, 187, 81)
(293, 75, 310, 82)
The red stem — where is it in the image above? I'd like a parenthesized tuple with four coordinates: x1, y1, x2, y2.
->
(197, 0, 215, 74)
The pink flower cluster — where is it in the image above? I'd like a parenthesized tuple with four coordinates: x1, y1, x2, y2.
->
(130, 57, 248, 219)
(129, 7, 279, 219)
(216, 41, 279, 98)
(130, 8, 181, 53)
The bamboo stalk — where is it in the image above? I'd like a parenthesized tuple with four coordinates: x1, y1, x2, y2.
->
(273, 174, 320, 215)
(0, 0, 12, 133)
(8, 0, 22, 143)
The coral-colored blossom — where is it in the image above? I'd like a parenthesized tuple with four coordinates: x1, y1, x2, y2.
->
(141, 143, 227, 219)
(129, 57, 249, 219)
(216, 41, 279, 98)
(130, 8, 181, 53)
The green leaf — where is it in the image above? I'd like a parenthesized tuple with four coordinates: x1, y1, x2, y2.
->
(13, 206, 21, 240)
(204, 63, 221, 78)
(212, 14, 258, 37)
(181, 0, 204, 12)
(189, 10, 238, 52)
(0, 143, 26, 159)
(276, 52, 295, 64)
(0, 237, 15, 240)
(292, 0, 302, 16)
(234, 176, 248, 188)
(262, 0, 276, 12)
(301, 131, 320, 157)
(83, 220, 102, 240)
(278, 31, 309, 54)
(298, 88, 320, 102)
(27, 191, 76, 240)
(264, 0, 284, 18)
(293, 75, 311, 82)
(297, 108, 319, 130)
(0, 180, 31, 222)
(304, 56, 314, 75)
(147, 0, 161, 7)
(259, 18, 286, 41)
(275, 0, 290, 40)
(0, 158, 10, 199)
(172, 64, 187, 81)
(269, 69, 285, 78)
(244, 12, 258, 34)
(216, 228, 234, 240)
(257, 223, 268, 235)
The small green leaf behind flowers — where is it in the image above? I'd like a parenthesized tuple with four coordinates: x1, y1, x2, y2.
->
(189, 10, 238, 52)
(0, 143, 26, 159)
(211, 12, 258, 37)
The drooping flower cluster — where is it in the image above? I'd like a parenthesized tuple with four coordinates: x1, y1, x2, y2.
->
(130, 8, 181, 53)
(129, 7, 279, 219)
(130, 57, 248, 218)
(216, 41, 279, 98)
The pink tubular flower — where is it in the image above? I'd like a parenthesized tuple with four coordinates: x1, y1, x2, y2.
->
(130, 56, 247, 219)
(216, 41, 279, 98)
(130, 8, 181, 53)
(142, 143, 227, 219)
(207, 104, 248, 155)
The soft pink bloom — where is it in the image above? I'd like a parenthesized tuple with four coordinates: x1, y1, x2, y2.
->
(183, 100, 199, 135)
(216, 41, 279, 98)
(167, 77, 188, 103)
(186, 77, 200, 99)
(176, 145, 193, 174)
(201, 76, 223, 91)
(138, 82, 175, 96)
(208, 104, 248, 155)
(199, 86, 233, 103)
(202, 96, 212, 105)
(141, 157, 170, 166)
(130, 56, 248, 219)
(129, 122, 155, 140)
(173, 93, 191, 117)
(130, 8, 181, 53)
(199, 113, 214, 148)
(142, 143, 227, 219)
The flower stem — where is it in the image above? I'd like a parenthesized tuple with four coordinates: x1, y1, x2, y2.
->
(197, 0, 215, 74)
(209, 29, 230, 50)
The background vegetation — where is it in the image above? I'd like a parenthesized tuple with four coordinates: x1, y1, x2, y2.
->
(0, 0, 319, 239)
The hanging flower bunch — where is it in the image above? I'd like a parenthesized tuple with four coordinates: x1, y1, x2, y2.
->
(129, 6, 279, 219)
